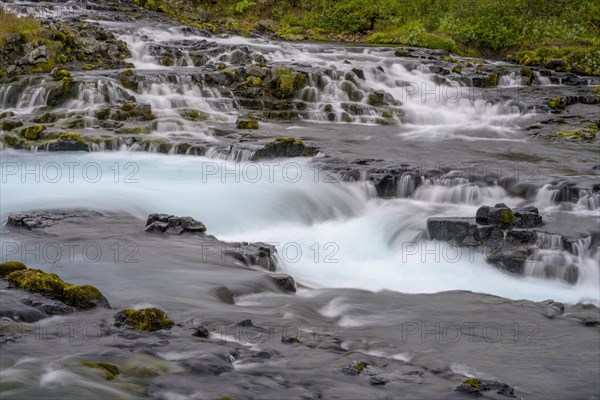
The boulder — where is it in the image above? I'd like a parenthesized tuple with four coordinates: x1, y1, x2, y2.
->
(252, 137, 317, 160)
(114, 308, 174, 332)
(27, 46, 48, 64)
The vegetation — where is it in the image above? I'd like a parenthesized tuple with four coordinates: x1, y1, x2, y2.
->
(142, 0, 600, 75)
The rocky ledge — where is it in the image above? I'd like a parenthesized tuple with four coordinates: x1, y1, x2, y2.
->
(427, 203, 593, 283)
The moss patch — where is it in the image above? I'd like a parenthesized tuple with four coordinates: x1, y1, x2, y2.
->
(114, 308, 174, 332)
(58, 132, 84, 143)
(0, 261, 27, 278)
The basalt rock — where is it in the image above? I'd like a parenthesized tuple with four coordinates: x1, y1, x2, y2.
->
(252, 137, 318, 160)
(7, 210, 103, 230)
(145, 214, 207, 235)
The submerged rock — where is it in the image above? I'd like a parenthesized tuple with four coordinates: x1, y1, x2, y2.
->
(114, 308, 174, 332)
(7, 210, 103, 230)
(82, 361, 120, 380)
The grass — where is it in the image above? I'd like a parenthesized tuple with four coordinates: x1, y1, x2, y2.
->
(0, 7, 42, 46)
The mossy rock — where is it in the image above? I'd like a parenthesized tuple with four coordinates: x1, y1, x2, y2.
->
(82, 361, 120, 380)
(1, 134, 20, 148)
(21, 125, 46, 140)
(1, 120, 24, 131)
(160, 56, 175, 66)
(63, 284, 109, 308)
(57, 132, 85, 143)
(52, 68, 71, 80)
(274, 68, 307, 98)
(181, 110, 208, 121)
(452, 65, 462, 74)
(236, 117, 259, 129)
(489, 73, 498, 87)
(273, 137, 304, 146)
(32, 113, 58, 124)
(6, 269, 66, 297)
(548, 97, 563, 109)
(394, 49, 409, 57)
(83, 64, 96, 71)
(114, 308, 174, 332)
(0, 261, 27, 278)
(0, 112, 15, 119)
(121, 103, 137, 112)
(115, 125, 149, 134)
(501, 209, 515, 225)
(6, 268, 109, 309)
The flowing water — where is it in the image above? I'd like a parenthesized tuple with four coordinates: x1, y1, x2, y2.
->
(1, 1, 599, 399)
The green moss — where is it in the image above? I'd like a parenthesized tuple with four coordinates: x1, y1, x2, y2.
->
(123, 69, 134, 76)
(1, 134, 20, 148)
(115, 308, 174, 332)
(52, 68, 71, 80)
(382, 110, 394, 119)
(452, 65, 462, 74)
(57, 54, 67, 63)
(236, 118, 259, 129)
(22, 125, 46, 140)
(82, 362, 120, 380)
(275, 68, 307, 98)
(6, 269, 66, 297)
(115, 126, 150, 134)
(1, 120, 23, 131)
(354, 362, 367, 373)
(272, 137, 304, 146)
(62, 76, 73, 96)
(63, 284, 105, 308)
(161, 56, 175, 66)
(121, 103, 137, 112)
(33, 113, 57, 123)
(83, 64, 96, 71)
(394, 49, 409, 57)
(58, 133, 84, 143)
(489, 73, 498, 87)
(548, 97, 563, 109)
(181, 110, 208, 121)
(0, 261, 27, 278)
(521, 67, 533, 85)
(501, 209, 515, 225)
(464, 378, 482, 389)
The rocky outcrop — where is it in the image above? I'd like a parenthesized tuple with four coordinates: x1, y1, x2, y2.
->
(145, 214, 207, 234)
(7, 210, 104, 230)
(114, 307, 174, 332)
(252, 137, 318, 160)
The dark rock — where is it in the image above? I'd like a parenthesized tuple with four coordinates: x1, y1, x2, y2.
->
(21, 294, 75, 316)
(46, 137, 90, 152)
(252, 138, 317, 160)
(192, 326, 210, 338)
(281, 336, 301, 344)
(342, 361, 369, 375)
(513, 207, 542, 227)
(7, 210, 103, 230)
(542, 300, 565, 319)
(455, 378, 516, 397)
(370, 376, 389, 385)
(272, 274, 296, 293)
(145, 214, 207, 235)
(427, 218, 478, 243)
(351, 68, 366, 80)
(486, 245, 535, 274)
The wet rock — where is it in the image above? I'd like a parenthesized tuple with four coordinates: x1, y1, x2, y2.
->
(46, 133, 89, 152)
(114, 308, 174, 332)
(236, 116, 259, 129)
(252, 137, 317, 160)
(281, 336, 301, 344)
(21, 294, 75, 315)
(455, 378, 516, 397)
(427, 218, 478, 244)
(486, 245, 535, 274)
(542, 300, 565, 319)
(271, 274, 296, 293)
(7, 210, 103, 230)
(192, 326, 210, 338)
(223, 242, 278, 271)
(145, 214, 207, 235)
(342, 361, 369, 375)
(0, 262, 27, 278)
(6, 268, 110, 309)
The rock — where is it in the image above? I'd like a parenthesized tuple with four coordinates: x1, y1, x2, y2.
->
(145, 214, 207, 235)
(542, 300, 565, 319)
(487, 203, 515, 227)
(271, 274, 296, 293)
(427, 218, 478, 244)
(486, 244, 535, 274)
(0, 262, 27, 278)
(21, 125, 46, 141)
(342, 361, 369, 375)
(351, 68, 366, 80)
(455, 378, 516, 397)
(281, 336, 301, 344)
(6, 268, 110, 309)
(82, 361, 120, 380)
(223, 242, 278, 271)
(192, 326, 210, 338)
(114, 308, 174, 332)
(1, 120, 24, 131)
(370, 376, 389, 385)
(7, 210, 103, 230)
(27, 46, 48, 64)
(236, 117, 259, 129)
(252, 137, 317, 160)
(21, 294, 75, 315)
(46, 133, 89, 152)
(513, 206, 542, 227)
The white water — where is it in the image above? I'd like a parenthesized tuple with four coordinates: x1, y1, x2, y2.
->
(1, 151, 598, 305)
